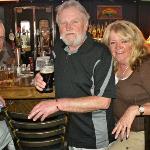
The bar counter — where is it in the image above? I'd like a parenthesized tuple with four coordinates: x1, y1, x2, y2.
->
(0, 85, 57, 128)
(0, 85, 67, 150)
(0, 86, 55, 100)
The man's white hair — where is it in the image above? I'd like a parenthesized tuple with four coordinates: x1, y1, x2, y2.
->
(56, 0, 90, 25)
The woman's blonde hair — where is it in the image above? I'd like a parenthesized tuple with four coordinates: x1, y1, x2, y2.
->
(56, 0, 90, 26)
(102, 20, 149, 71)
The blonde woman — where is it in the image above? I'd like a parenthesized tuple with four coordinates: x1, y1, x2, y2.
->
(102, 20, 150, 150)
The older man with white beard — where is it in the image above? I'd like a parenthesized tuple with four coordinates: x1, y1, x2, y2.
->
(28, 0, 116, 149)
(0, 21, 15, 67)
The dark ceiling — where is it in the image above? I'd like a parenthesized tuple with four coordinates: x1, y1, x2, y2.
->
(0, 0, 149, 5)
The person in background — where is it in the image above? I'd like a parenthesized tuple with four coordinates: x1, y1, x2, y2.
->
(102, 20, 150, 150)
(0, 97, 16, 150)
(0, 20, 16, 150)
(28, 0, 116, 149)
(0, 20, 15, 67)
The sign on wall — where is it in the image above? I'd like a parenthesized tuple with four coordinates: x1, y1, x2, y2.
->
(97, 5, 122, 20)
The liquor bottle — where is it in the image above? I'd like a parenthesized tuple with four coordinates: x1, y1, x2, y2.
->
(28, 57, 34, 72)
(15, 47, 21, 76)
(9, 29, 15, 50)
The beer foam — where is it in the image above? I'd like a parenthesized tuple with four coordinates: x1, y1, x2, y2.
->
(40, 66, 54, 74)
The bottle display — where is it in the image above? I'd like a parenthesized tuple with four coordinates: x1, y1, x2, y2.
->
(88, 22, 108, 42)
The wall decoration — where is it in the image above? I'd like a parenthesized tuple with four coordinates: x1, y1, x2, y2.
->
(97, 5, 122, 20)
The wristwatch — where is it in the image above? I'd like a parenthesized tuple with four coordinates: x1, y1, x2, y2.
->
(138, 105, 144, 116)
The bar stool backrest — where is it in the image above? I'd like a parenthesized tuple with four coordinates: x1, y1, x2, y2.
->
(2, 100, 67, 150)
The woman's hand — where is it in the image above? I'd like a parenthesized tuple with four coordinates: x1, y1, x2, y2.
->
(28, 100, 58, 122)
(112, 105, 139, 140)
(34, 73, 46, 91)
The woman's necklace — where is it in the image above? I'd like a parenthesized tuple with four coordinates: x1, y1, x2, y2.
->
(117, 66, 129, 80)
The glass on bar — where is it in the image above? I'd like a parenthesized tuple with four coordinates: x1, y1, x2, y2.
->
(0, 65, 16, 87)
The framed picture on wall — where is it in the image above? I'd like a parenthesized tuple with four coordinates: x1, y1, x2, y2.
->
(97, 5, 122, 20)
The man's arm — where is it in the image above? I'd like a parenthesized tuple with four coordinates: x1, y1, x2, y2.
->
(56, 96, 111, 112)
(28, 96, 111, 121)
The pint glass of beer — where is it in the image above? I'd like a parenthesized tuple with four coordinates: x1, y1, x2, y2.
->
(40, 59, 54, 93)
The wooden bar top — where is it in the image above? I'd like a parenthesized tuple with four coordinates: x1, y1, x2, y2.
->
(0, 86, 55, 100)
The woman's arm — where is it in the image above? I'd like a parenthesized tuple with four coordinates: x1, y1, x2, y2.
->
(112, 103, 150, 140)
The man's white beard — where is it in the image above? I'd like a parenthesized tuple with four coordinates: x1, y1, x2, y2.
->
(61, 33, 86, 47)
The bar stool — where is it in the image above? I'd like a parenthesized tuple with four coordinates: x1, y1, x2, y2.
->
(2, 100, 68, 150)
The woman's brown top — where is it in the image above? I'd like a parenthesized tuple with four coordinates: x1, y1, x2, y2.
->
(113, 57, 150, 131)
